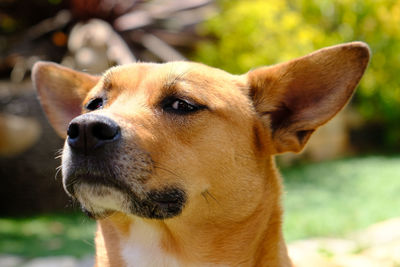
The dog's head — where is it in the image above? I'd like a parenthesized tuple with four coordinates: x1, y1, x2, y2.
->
(32, 43, 369, 221)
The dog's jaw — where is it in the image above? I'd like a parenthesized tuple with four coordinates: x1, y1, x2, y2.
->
(94, 158, 290, 267)
(61, 141, 187, 220)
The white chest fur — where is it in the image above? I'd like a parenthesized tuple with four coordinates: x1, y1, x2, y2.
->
(121, 219, 181, 267)
(120, 219, 231, 267)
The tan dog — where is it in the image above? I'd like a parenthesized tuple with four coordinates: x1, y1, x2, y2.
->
(32, 42, 369, 267)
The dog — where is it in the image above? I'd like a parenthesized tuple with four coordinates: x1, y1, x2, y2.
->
(32, 42, 369, 267)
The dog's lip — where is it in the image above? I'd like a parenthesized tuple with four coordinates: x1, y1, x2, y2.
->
(149, 193, 185, 213)
(63, 172, 125, 197)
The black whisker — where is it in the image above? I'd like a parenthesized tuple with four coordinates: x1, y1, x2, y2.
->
(153, 162, 184, 180)
(205, 190, 220, 205)
(201, 191, 210, 205)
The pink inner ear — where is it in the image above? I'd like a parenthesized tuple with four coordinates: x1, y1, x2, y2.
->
(42, 92, 85, 137)
(59, 100, 82, 127)
(32, 61, 100, 138)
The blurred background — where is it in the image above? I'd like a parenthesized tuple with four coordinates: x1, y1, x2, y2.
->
(0, 0, 399, 266)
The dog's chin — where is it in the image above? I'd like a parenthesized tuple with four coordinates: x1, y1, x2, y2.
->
(67, 180, 187, 220)
(73, 183, 131, 219)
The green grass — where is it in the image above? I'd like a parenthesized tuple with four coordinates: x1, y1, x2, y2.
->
(0, 213, 95, 258)
(282, 155, 400, 241)
(1, 155, 400, 257)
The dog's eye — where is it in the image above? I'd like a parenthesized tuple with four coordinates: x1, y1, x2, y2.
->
(162, 98, 203, 115)
(86, 98, 104, 111)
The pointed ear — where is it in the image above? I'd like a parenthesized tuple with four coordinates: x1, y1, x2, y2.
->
(32, 62, 100, 138)
(247, 42, 370, 154)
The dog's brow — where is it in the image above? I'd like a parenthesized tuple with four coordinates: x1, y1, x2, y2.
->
(160, 74, 188, 98)
(165, 73, 186, 89)
(102, 73, 113, 91)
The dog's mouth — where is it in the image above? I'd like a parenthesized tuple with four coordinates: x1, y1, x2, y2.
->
(63, 161, 186, 220)
(65, 173, 186, 219)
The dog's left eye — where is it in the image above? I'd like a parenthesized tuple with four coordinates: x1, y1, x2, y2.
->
(86, 98, 104, 111)
(162, 98, 203, 115)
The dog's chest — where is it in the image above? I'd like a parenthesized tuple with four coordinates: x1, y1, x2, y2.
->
(121, 220, 181, 267)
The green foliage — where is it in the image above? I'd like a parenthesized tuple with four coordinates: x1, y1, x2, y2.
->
(0, 213, 95, 258)
(193, 0, 400, 149)
(282, 156, 400, 241)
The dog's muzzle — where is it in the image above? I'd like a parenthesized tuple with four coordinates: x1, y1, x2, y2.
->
(61, 113, 186, 219)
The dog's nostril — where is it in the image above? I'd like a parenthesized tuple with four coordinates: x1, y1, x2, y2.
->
(92, 122, 119, 140)
(67, 123, 80, 139)
(67, 115, 121, 152)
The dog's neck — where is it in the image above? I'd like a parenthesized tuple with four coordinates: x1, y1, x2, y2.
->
(94, 158, 292, 267)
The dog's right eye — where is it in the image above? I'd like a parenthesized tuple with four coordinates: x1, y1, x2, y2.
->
(162, 97, 205, 115)
(86, 98, 104, 111)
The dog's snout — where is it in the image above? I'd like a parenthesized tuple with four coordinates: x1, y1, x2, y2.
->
(67, 114, 120, 153)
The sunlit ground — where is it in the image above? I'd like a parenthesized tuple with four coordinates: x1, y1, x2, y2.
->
(0, 155, 399, 258)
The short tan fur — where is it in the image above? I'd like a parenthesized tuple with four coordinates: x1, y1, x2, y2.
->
(32, 42, 370, 267)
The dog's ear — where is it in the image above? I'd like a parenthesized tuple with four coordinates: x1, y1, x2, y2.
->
(247, 42, 370, 154)
(32, 62, 100, 138)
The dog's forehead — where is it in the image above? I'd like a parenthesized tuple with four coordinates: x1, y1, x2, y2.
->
(100, 62, 245, 96)
(92, 62, 251, 116)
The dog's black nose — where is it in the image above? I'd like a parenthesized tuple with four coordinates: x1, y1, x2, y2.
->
(67, 114, 120, 153)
